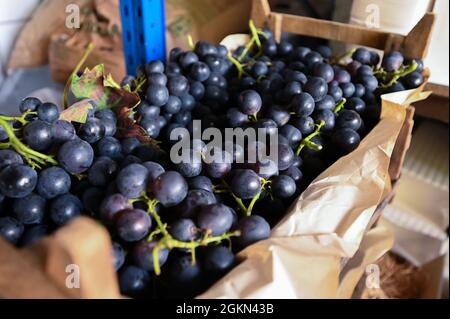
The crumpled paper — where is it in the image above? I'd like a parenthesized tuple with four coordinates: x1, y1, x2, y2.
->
(199, 84, 431, 299)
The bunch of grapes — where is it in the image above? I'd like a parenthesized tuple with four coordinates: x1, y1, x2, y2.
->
(0, 24, 424, 299)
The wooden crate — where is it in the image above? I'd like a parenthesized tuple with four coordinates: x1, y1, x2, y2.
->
(0, 0, 436, 299)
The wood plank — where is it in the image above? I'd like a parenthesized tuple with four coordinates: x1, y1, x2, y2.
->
(414, 95, 449, 123)
(403, 13, 436, 59)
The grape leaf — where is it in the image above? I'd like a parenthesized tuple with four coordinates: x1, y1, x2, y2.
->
(66, 64, 141, 123)
(60, 99, 97, 123)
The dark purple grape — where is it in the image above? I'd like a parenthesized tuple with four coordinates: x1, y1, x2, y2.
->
(132, 241, 169, 271)
(231, 169, 261, 200)
(271, 175, 296, 198)
(316, 45, 332, 59)
(352, 48, 371, 64)
(142, 161, 165, 183)
(115, 209, 152, 242)
(277, 40, 293, 57)
(0, 164, 37, 198)
(0, 150, 23, 170)
(140, 117, 161, 139)
(146, 84, 169, 107)
(340, 82, 356, 98)
(353, 83, 366, 98)
(328, 84, 344, 102)
(266, 105, 290, 127)
(277, 143, 295, 171)
(304, 51, 323, 69)
(78, 118, 105, 144)
(227, 108, 249, 128)
(96, 137, 123, 160)
(382, 51, 404, 72)
(262, 39, 277, 57)
(291, 46, 311, 61)
(116, 164, 149, 199)
(346, 97, 366, 114)
(336, 109, 362, 131)
(188, 176, 213, 193)
(190, 62, 211, 82)
(334, 68, 351, 83)
(315, 95, 335, 111)
(112, 242, 125, 271)
(197, 204, 234, 236)
(358, 74, 378, 92)
(169, 218, 198, 241)
(238, 90, 262, 115)
(119, 265, 151, 297)
(280, 124, 302, 148)
(12, 193, 46, 225)
(167, 255, 202, 293)
(204, 150, 232, 179)
(0, 217, 24, 245)
(88, 157, 118, 187)
(19, 97, 41, 113)
(369, 51, 381, 66)
(162, 95, 182, 114)
(167, 75, 189, 97)
(313, 109, 335, 131)
(291, 92, 315, 117)
(137, 103, 160, 119)
(189, 81, 206, 100)
(37, 102, 59, 123)
(385, 82, 406, 93)
(281, 165, 303, 183)
(175, 189, 216, 219)
(82, 187, 104, 214)
(23, 120, 53, 151)
(202, 245, 235, 276)
(152, 171, 188, 207)
(37, 166, 71, 199)
(304, 77, 328, 102)
(401, 71, 424, 89)
(332, 128, 361, 153)
(100, 193, 133, 224)
(51, 120, 76, 146)
(121, 137, 140, 155)
(50, 194, 82, 226)
(291, 116, 315, 135)
(234, 215, 271, 249)
(312, 62, 335, 83)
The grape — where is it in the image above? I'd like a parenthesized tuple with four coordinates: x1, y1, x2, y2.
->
(189, 62, 211, 82)
(263, 39, 277, 57)
(152, 171, 188, 207)
(169, 218, 198, 241)
(121, 155, 142, 168)
(115, 209, 152, 242)
(231, 169, 261, 200)
(88, 157, 118, 187)
(0, 217, 24, 245)
(175, 189, 216, 219)
(316, 45, 332, 59)
(291, 116, 315, 135)
(265, 105, 290, 127)
(100, 118, 117, 137)
(227, 108, 249, 128)
(238, 90, 262, 116)
(277, 143, 295, 171)
(271, 175, 296, 198)
(137, 102, 160, 119)
(340, 82, 356, 98)
(51, 120, 76, 145)
(332, 128, 361, 153)
(401, 71, 424, 89)
(132, 241, 169, 271)
(121, 137, 141, 155)
(346, 60, 362, 77)
(315, 95, 336, 111)
(358, 74, 378, 92)
(19, 97, 41, 113)
(346, 97, 366, 114)
(58, 139, 94, 174)
(162, 96, 182, 114)
(116, 164, 149, 199)
(167, 255, 202, 293)
(334, 69, 351, 83)
(21, 225, 48, 246)
(100, 193, 132, 224)
(36, 166, 71, 199)
(0, 164, 38, 198)
(382, 51, 404, 72)
(167, 75, 189, 97)
(304, 51, 323, 69)
(37, 102, 59, 123)
(280, 124, 302, 148)
(202, 245, 235, 276)
(79, 118, 105, 144)
(119, 265, 151, 297)
(140, 117, 161, 139)
(82, 187, 104, 214)
(304, 77, 328, 102)
(147, 72, 168, 86)
(234, 215, 270, 249)
(354, 84, 366, 98)
(0, 150, 24, 170)
(281, 165, 303, 183)
(96, 137, 123, 160)
(95, 109, 117, 123)
(313, 109, 336, 132)
(23, 120, 53, 151)
(336, 110, 362, 131)
(50, 194, 83, 226)
(188, 176, 213, 193)
(112, 242, 126, 271)
(146, 60, 165, 74)
(146, 84, 169, 107)
(197, 204, 234, 236)
(291, 92, 315, 117)
(312, 62, 335, 83)
(277, 40, 293, 57)
(385, 82, 406, 93)
(12, 193, 45, 225)
(189, 82, 205, 100)
(352, 48, 371, 64)
(203, 149, 232, 179)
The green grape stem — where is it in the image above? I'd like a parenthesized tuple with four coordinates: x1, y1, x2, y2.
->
(228, 55, 248, 79)
(141, 195, 240, 275)
(296, 121, 326, 156)
(381, 61, 418, 89)
(333, 98, 347, 114)
(0, 117, 58, 169)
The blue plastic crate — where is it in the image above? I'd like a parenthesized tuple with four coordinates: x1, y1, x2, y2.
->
(120, 0, 167, 76)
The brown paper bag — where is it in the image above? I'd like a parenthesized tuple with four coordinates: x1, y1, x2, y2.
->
(48, 0, 124, 83)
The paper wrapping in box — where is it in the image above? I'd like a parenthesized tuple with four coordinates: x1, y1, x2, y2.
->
(199, 85, 431, 299)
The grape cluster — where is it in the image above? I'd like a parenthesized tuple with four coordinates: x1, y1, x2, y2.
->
(0, 23, 424, 299)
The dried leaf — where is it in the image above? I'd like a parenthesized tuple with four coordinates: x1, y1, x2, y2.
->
(60, 99, 96, 123)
